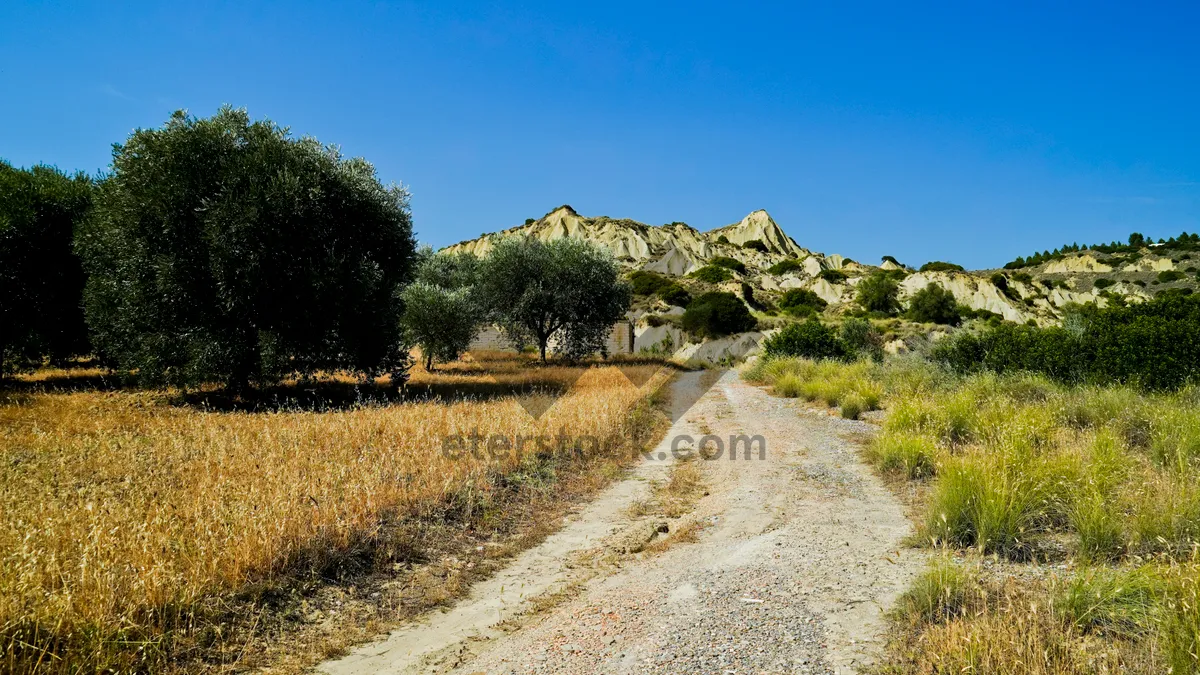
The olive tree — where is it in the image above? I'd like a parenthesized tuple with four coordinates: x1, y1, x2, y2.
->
(477, 237, 631, 362)
(401, 251, 482, 370)
(0, 161, 93, 377)
(77, 107, 416, 389)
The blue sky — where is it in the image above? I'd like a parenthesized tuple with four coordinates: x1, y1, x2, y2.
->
(3, 1, 1198, 269)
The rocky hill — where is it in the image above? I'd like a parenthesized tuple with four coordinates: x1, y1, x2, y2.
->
(443, 205, 1200, 361)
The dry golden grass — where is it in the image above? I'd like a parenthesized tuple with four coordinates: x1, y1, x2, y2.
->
(0, 353, 670, 674)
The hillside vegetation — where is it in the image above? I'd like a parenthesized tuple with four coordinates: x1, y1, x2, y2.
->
(745, 294, 1200, 672)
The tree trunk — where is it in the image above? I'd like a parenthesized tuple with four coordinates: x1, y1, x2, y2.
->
(539, 340, 548, 363)
(425, 351, 434, 372)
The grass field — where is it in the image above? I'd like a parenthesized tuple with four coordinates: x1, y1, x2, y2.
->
(0, 353, 671, 674)
(745, 355, 1200, 673)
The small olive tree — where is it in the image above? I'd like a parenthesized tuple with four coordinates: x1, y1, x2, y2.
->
(477, 237, 631, 362)
(401, 251, 482, 370)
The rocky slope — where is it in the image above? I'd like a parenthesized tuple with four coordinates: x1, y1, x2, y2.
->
(443, 205, 1200, 361)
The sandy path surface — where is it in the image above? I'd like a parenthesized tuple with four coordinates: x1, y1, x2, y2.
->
(319, 370, 921, 675)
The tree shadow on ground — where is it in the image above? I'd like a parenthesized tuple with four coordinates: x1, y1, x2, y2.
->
(177, 378, 572, 413)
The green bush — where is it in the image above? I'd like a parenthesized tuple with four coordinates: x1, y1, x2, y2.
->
(709, 255, 746, 273)
(840, 318, 884, 361)
(932, 294, 1200, 390)
(767, 259, 805, 275)
(919, 261, 965, 273)
(906, 283, 961, 325)
(1159, 270, 1187, 283)
(742, 239, 768, 252)
(628, 270, 690, 306)
(856, 271, 901, 315)
(660, 285, 692, 307)
(777, 288, 827, 317)
(1094, 278, 1116, 289)
(741, 282, 767, 311)
(629, 270, 672, 296)
(761, 319, 846, 360)
(681, 291, 756, 337)
(689, 265, 733, 283)
(818, 268, 848, 283)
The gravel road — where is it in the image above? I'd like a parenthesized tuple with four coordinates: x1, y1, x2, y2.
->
(320, 370, 921, 675)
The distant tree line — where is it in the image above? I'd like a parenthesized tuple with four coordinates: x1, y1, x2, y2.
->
(1005, 231, 1200, 269)
(1, 107, 631, 386)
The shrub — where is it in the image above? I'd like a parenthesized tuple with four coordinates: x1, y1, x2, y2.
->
(710, 255, 746, 273)
(742, 239, 769, 252)
(761, 320, 846, 360)
(740, 282, 767, 311)
(840, 317, 884, 361)
(629, 270, 672, 296)
(689, 265, 733, 283)
(856, 271, 901, 315)
(817, 268, 848, 283)
(716, 234, 730, 244)
(777, 288, 827, 317)
(1094, 278, 1116, 289)
(933, 294, 1200, 390)
(681, 291, 756, 337)
(767, 258, 805, 275)
(1159, 270, 1187, 283)
(906, 283, 961, 325)
(629, 271, 691, 306)
(1012, 271, 1033, 284)
(660, 285, 692, 307)
(919, 261, 965, 273)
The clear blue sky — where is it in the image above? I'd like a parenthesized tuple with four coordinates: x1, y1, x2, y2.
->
(3, 1, 1198, 269)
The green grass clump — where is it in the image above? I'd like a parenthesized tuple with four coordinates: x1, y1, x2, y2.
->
(1056, 566, 1160, 638)
(869, 431, 939, 478)
(893, 557, 979, 625)
(925, 445, 1061, 557)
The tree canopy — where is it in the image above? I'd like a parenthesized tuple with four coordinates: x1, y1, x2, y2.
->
(476, 237, 631, 361)
(905, 283, 961, 325)
(401, 251, 483, 370)
(681, 291, 757, 338)
(855, 271, 901, 315)
(0, 161, 93, 376)
(77, 107, 416, 389)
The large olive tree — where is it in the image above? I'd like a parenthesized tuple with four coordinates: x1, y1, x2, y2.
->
(77, 107, 416, 389)
(0, 161, 93, 377)
(477, 237, 631, 362)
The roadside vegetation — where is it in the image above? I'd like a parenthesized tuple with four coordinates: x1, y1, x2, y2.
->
(745, 293, 1200, 672)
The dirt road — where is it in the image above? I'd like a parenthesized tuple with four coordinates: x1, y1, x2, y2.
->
(320, 370, 921, 675)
